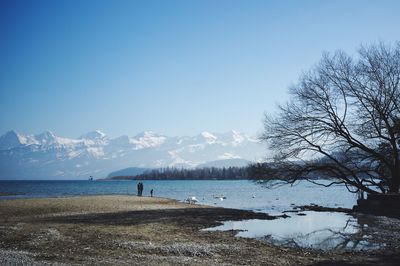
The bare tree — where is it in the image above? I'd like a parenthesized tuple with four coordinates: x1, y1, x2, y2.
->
(255, 42, 400, 194)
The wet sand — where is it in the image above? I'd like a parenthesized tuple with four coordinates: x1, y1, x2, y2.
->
(0, 195, 399, 265)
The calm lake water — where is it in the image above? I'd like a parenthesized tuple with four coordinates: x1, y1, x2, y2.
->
(0, 180, 356, 212)
(2, 179, 377, 251)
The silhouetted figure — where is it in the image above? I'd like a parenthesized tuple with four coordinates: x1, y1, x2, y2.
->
(137, 182, 144, 196)
(150, 189, 153, 197)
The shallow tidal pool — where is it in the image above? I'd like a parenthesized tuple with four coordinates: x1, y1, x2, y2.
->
(204, 211, 384, 251)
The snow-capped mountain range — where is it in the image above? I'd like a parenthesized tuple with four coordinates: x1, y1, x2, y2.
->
(0, 130, 266, 179)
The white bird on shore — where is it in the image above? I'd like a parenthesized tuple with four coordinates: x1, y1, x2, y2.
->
(214, 195, 226, 201)
(185, 196, 198, 204)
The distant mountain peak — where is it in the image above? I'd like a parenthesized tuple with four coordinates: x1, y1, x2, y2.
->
(1, 130, 19, 140)
(0, 129, 267, 179)
(5, 130, 18, 135)
(132, 131, 166, 149)
(135, 131, 160, 138)
(0, 130, 24, 150)
(34, 130, 58, 144)
(37, 130, 56, 138)
(231, 130, 245, 144)
(80, 130, 107, 140)
(0, 130, 40, 150)
(200, 131, 217, 143)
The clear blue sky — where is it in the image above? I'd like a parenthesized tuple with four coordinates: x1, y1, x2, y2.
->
(1, 0, 399, 138)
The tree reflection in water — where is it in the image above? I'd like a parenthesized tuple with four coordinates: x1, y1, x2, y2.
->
(261, 215, 383, 251)
(205, 211, 386, 251)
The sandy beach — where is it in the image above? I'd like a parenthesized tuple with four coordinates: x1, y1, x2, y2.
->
(0, 195, 399, 265)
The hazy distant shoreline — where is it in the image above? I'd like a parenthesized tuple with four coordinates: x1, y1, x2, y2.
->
(0, 192, 19, 196)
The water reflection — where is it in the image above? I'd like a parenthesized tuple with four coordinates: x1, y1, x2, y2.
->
(204, 211, 384, 251)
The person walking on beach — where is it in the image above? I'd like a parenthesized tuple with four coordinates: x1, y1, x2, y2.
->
(150, 189, 153, 197)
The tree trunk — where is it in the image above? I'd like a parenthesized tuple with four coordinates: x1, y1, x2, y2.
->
(389, 167, 400, 193)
